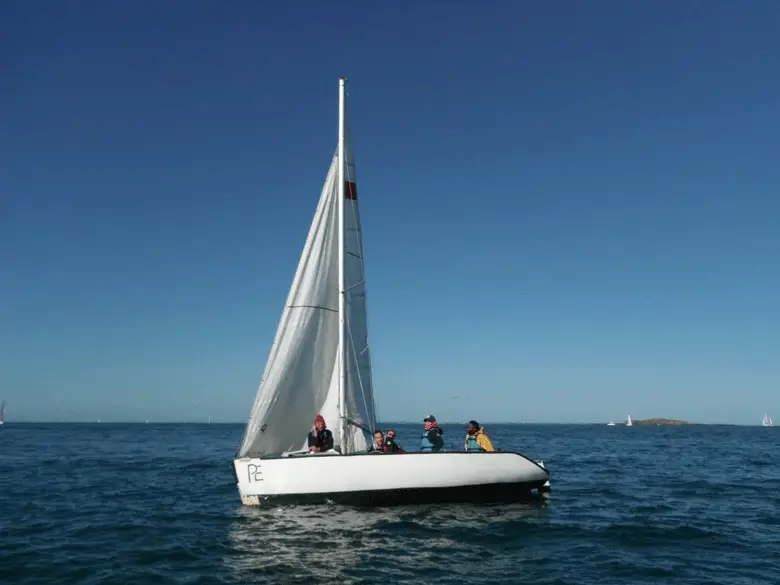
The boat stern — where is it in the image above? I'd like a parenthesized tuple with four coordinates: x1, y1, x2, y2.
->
(535, 460, 551, 494)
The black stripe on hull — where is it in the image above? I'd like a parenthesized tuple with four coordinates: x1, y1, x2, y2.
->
(244, 480, 549, 507)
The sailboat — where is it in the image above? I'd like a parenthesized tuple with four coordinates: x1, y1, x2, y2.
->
(626, 414, 633, 427)
(762, 413, 774, 427)
(233, 78, 551, 506)
(0, 401, 5, 426)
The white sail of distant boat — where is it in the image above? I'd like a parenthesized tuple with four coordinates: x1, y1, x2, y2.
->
(626, 414, 633, 426)
(232, 78, 551, 506)
(763, 413, 774, 427)
(0, 400, 5, 425)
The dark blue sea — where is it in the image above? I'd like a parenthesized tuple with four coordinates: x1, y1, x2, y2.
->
(1, 423, 778, 584)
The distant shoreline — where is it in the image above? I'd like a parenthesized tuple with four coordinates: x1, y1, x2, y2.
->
(0, 420, 750, 426)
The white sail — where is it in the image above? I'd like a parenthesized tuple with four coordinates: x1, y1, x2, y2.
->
(0, 400, 5, 424)
(237, 96, 376, 457)
(340, 118, 378, 452)
(763, 413, 773, 427)
(626, 414, 633, 426)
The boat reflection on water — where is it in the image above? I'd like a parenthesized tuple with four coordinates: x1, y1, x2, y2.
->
(225, 499, 550, 583)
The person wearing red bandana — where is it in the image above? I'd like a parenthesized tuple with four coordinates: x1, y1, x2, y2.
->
(307, 414, 334, 453)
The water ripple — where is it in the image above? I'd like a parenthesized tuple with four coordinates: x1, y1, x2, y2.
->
(1, 422, 779, 584)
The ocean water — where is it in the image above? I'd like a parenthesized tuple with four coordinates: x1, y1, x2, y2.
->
(1, 422, 778, 585)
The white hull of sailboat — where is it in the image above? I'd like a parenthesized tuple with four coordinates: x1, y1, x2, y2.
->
(232, 79, 554, 508)
(233, 451, 550, 506)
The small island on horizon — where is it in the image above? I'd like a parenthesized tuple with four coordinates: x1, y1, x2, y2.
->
(630, 418, 691, 426)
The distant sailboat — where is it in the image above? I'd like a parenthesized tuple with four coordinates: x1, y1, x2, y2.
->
(606, 421, 616, 426)
(626, 414, 633, 427)
(0, 400, 5, 426)
(762, 413, 774, 427)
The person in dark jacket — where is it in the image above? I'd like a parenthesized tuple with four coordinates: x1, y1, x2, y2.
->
(384, 429, 405, 453)
(420, 414, 444, 452)
(307, 414, 334, 452)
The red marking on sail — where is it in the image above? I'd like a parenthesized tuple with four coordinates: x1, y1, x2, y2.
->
(344, 181, 358, 200)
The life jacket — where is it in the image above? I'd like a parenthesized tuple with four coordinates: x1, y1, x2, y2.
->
(420, 427, 442, 452)
(420, 430, 434, 451)
(465, 433, 481, 452)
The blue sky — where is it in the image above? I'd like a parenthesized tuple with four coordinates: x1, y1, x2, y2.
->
(1, 1, 778, 424)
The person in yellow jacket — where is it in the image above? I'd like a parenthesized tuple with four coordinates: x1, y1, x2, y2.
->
(464, 420, 495, 452)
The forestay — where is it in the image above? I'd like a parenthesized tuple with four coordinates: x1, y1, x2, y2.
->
(238, 104, 377, 457)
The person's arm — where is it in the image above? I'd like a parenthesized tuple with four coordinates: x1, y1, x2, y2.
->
(324, 430, 334, 451)
(434, 428, 445, 450)
(308, 431, 320, 451)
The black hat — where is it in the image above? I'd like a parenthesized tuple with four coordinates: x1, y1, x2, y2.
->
(423, 414, 436, 422)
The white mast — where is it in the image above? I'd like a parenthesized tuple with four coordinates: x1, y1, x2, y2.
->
(337, 77, 347, 451)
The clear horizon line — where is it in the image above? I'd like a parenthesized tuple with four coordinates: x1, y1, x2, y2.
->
(0, 419, 753, 426)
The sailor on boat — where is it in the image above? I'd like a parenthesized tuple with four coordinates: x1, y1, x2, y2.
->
(307, 414, 334, 453)
(384, 429, 405, 453)
(368, 430, 389, 453)
(368, 429, 405, 453)
(420, 415, 445, 452)
(464, 420, 495, 452)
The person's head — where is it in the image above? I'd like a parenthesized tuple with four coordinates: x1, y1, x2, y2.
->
(423, 414, 437, 430)
(386, 429, 396, 441)
(314, 414, 326, 432)
(467, 420, 480, 434)
(373, 430, 384, 445)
